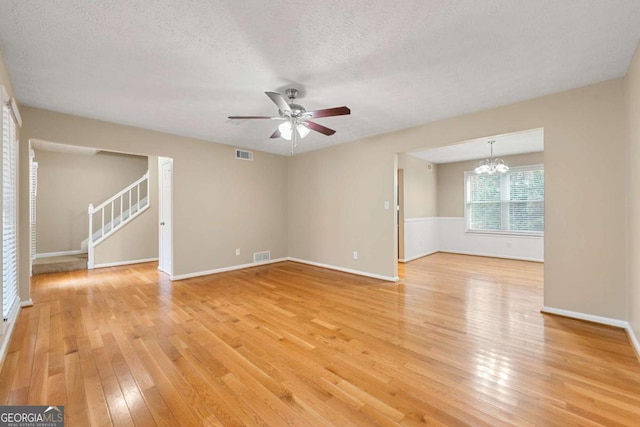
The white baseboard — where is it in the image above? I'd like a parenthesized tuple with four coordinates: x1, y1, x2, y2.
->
(288, 258, 398, 282)
(35, 249, 86, 259)
(440, 250, 543, 263)
(627, 325, 640, 361)
(93, 258, 158, 269)
(170, 258, 288, 281)
(20, 299, 34, 308)
(541, 306, 640, 359)
(399, 250, 439, 263)
(541, 306, 628, 328)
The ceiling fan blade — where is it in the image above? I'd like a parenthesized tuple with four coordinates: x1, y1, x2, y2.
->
(306, 106, 351, 119)
(305, 121, 336, 136)
(228, 115, 274, 119)
(269, 128, 281, 139)
(265, 92, 291, 114)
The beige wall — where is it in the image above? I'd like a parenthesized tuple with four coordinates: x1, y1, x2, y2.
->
(19, 108, 289, 288)
(437, 152, 544, 217)
(288, 142, 396, 277)
(288, 78, 628, 319)
(627, 45, 640, 348)
(34, 149, 148, 253)
(397, 154, 437, 218)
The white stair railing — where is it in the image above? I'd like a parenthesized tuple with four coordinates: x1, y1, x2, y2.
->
(87, 171, 150, 268)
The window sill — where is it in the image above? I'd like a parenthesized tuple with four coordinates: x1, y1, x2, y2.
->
(464, 230, 544, 238)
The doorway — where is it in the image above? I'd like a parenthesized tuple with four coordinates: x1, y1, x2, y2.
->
(397, 128, 544, 265)
(27, 140, 168, 276)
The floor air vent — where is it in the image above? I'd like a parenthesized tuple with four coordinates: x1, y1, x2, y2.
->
(253, 251, 271, 263)
(235, 149, 254, 161)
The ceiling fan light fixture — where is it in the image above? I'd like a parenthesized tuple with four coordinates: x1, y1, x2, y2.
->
(278, 121, 292, 140)
(279, 121, 310, 140)
(297, 123, 310, 138)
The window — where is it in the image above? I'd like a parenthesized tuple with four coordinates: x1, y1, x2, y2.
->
(464, 165, 544, 235)
(2, 88, 19, 325)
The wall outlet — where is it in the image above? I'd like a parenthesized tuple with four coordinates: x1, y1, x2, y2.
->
(384, 201, 390, 210)
(353, 251, 358, 260)
(235, 248, 240, 256)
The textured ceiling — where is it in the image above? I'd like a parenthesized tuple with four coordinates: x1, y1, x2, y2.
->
(1, 1, 639, 156)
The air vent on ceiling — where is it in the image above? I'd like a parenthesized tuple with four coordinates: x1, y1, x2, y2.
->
(253, 251, 271, 263)
(235, 149, 254, 161)
(427, 163, 433, 171)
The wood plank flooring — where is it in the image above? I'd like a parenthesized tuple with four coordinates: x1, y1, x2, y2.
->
(2, 253, 640, 426)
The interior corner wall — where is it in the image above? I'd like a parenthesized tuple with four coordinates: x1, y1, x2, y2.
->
(18, 108, 289, 292)
(397, 153, 438, 218)
(92, 155, 159, 266)
(436, 151, 544, 217)
(627, 43, 640, 349)
(288, 78, 628, 321)
(34, 149, 148, 254)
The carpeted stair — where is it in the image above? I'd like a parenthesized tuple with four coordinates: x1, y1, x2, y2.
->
(32, 253, 88, 275)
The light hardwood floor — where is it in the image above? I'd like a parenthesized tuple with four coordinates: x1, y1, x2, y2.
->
(1, 253, 640, 426)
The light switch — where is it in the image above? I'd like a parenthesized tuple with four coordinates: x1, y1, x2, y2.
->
(384, 201, 390, 210)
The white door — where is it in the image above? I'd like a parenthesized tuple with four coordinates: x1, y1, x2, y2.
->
(158, 157, 173, 275)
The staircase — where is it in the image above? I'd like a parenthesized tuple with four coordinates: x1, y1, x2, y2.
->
(87, 171, 150, 269)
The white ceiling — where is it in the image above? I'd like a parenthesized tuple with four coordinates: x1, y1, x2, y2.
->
(0, 1, 639, 156)
(409, 128, 544, 164)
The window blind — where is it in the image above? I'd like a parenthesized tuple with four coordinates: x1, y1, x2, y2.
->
(465, 165, 544, 235)
(2, 98, 18, 321)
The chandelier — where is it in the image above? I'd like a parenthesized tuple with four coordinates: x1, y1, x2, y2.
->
(474, 140, 509, 174)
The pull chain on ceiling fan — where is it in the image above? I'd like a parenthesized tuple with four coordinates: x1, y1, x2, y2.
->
(228, 88, 351, 154)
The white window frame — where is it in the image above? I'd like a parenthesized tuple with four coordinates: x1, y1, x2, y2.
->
(464, 164, 544, 237)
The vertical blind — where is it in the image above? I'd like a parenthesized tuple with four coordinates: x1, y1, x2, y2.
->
(2, 97, 18, 321)
(465, 165, 544, 234)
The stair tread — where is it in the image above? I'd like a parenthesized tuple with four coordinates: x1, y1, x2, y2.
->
(33, 254, 88, 275)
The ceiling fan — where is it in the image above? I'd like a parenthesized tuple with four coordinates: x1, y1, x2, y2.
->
(228, 88, 350, 153)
